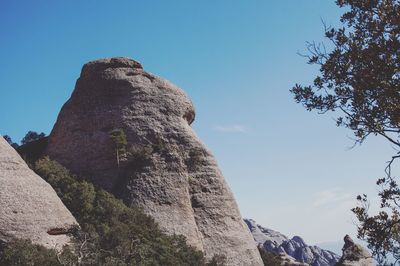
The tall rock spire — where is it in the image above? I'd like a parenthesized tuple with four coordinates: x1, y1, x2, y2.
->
(46, 57, 262, 265)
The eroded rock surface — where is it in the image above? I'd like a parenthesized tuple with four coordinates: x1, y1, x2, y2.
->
(0, 137, 78, 250)
(46, 57, 262, 265)
(336, 235, 375, 266)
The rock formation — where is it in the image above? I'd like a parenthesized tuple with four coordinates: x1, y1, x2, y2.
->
(0, 137, 78, 250)
(245, 218, 340, 266)
(279, 253, 309, 266)
(46, 57, 262, 265)
(336, 235, 375, 266)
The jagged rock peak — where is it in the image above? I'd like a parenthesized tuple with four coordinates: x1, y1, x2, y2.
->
(292, 236, 306, 247)
(46, 57, 262, 265)
(244, 218, 288, 246)
(0, 137, 78, 250)
(336, 235, 376, 266)
(245, 218, 340, 266)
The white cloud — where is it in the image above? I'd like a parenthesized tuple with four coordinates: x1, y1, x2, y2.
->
(213, 124, 249, 133)
(313, 188, 354, 208)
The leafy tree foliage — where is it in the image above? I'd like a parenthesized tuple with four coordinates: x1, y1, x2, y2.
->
(109, 129, 128, 168)
(3, 135, 13, 145)
(16, 137, 49, 166)
(291, 0, 400, 264)
(0, 239, 60, 266)
(0, 239, 79, 266)
(21, 131, 46, 145)
(2, 135, 19, 148)
(30, 157, 224, 265)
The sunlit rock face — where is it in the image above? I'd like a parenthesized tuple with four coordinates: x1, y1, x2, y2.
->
(0, 137, 78, 250)
(46, 57, 262, 265)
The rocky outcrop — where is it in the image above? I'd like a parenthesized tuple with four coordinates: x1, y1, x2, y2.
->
(45, 57, 262, 265)
(0, 137, 78, 250)
(279, 253, 309, 266)
(336, 235, 375, 266)
(245, 219, 340, 266)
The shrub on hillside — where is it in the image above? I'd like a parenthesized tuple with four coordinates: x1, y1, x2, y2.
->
(30, 157, 224, 265)
(0, 239, 68, 266)
(21, 131, 46, 145)
(16, 137, 48, 166)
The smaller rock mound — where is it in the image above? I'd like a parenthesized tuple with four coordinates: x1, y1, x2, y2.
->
(336, 235, 376, 266)
(0, 137, 79, 250)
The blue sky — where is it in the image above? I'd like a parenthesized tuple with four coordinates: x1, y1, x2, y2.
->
(0, 1, 394, 245)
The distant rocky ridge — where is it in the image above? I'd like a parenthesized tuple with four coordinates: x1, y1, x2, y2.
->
(45, 57, 263, 265)
(245, 219, 340, 266)
(0, 137, 78, 250)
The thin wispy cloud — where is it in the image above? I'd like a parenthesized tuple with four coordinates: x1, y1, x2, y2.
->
(313, 188, 354, 208)
(213, 124, 249, 133)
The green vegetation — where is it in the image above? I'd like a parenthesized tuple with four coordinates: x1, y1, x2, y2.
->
(2, 135, 19, 149)
(109, 128, 128, 168)
(0, 239, 75, 266)
(21, 131, 46, 145)
(3, 131, 46, 148)
(291, 0, 400, 264)
(33, 157, 224, 265)
(124, 136, 169, 171)
(4, 131, 48, 165)
(2, 131, 227, 265)
(16, 137, 48, 166)
(0, 239, 59, 266)
(127, 145, 154, 166)
(109, 130, 168, 169)
(0, 157, 225, 265)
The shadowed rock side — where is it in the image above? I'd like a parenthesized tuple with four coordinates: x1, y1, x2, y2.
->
(46, 57, 263, 265)
(0, 137, 78, 250)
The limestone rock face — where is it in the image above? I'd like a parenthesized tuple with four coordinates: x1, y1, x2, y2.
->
(337, 235, 376, 266)
(0, 137, 78, 250)
(46, 57, 263, 265)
